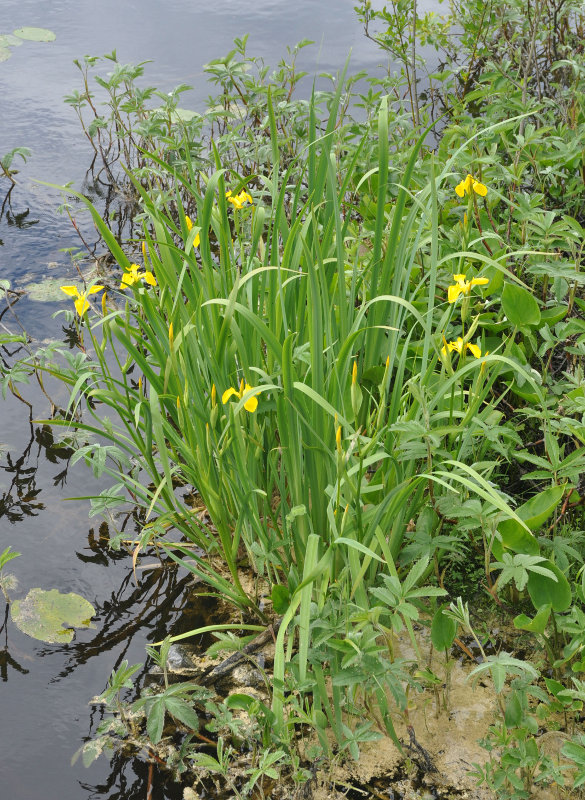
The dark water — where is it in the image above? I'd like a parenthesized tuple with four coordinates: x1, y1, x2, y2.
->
(0, 2, 432, 798)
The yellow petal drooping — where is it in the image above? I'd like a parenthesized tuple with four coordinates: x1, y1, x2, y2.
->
(221, 381, 258, 413)
(447, 273, 488, 303)
(60, 284, 104, 316)
(455, 173, 488, 198)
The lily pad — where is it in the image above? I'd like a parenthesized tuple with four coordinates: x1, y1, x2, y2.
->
(24, 277, 81, 302)
(13, 27, 56, 42)
(11, 588, 95, 643)
(0, 34, 23, 47)
(171, 108, 199, 123)
(0, 45, 11, 63)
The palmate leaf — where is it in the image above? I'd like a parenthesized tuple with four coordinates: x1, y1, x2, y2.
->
(164, 696, 200, 732)
(491, 552, 556, 592)
(468, 653, 539, 693)
(145, 695, 166, 744)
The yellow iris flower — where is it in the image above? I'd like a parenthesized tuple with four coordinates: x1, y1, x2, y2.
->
(119, 263, 157, 290)
(225, 190, 253, 210)
(447, 273, 489, 303)
(185, 216, 201, 248)
(221, 379, 258, 413)
(60, 284, 104, 316)
(455, 174, 488, 198)
(441, 337, 482, 359)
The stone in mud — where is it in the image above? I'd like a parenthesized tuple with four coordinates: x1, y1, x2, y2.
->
(149, 643, 212, 682)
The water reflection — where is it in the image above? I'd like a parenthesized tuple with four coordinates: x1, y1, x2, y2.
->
(4, 206, 40, 230)
(0, 605, 30, 681)
(0, 420, 79, 521)
(42, 561, 193, 684)
(79, 754, 184, 800)
(0, 423, 46, 522)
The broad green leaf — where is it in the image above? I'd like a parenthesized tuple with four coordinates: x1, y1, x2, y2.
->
(562, 741, 585, 767)
(0, 45, 11, 62)
(226, 693, 257, 712)
(504, 691, 523, 727)
(164, 697, 200, 731)
(13, 27, 56, 42)
(502, 281, 541, 327)
(11, 588, 95, 643)
(146, 696, 166, 743)
(492, 520, 540, 560)
(527, 560, 572, 612)
(519, 485, 565, 529)
(271, 584, 290, 614)
(513, 604, 551, 634)
(492, 485, 564, 559)
(431, 604, 458, 652)
(540, 305, 568, 325)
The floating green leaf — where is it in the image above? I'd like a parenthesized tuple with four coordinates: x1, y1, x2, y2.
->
(11, 588, 96, 643)
(24, 278, 81, 303)
(171, 108, 199, 123)
(0, 45, 11, 63)
(0, 34, 23, 48)
(13, 27, 56, 42)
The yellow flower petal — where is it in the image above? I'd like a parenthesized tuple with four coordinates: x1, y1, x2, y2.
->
(222, 387, 240, 405)
(185, 215, 193, 231)
(222, 381, 258, 412)
(448, 284, 463, 303)
(455, 174, 487, 198)
(470, 277, 489, 287)
(60, 285, 80, 298)
(467, 342, 482, 358)
(243, 394, 258, 413)
(453, 274, 466, 283)
(74, 295, 90, 316)
(143, 271, 157, 287)
(472, 180, 488, 197)
(120, 273, 137, 289)
(193, 232, 200, 248)
(87, 285, 105, 295)
(226, 189, 252, 209)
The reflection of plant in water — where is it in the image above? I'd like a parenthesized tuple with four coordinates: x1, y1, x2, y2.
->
(38, 564, 195, 682)
(0, 548, 30, 680)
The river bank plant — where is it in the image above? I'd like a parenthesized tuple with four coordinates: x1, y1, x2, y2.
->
(3, 2, 585, 797)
